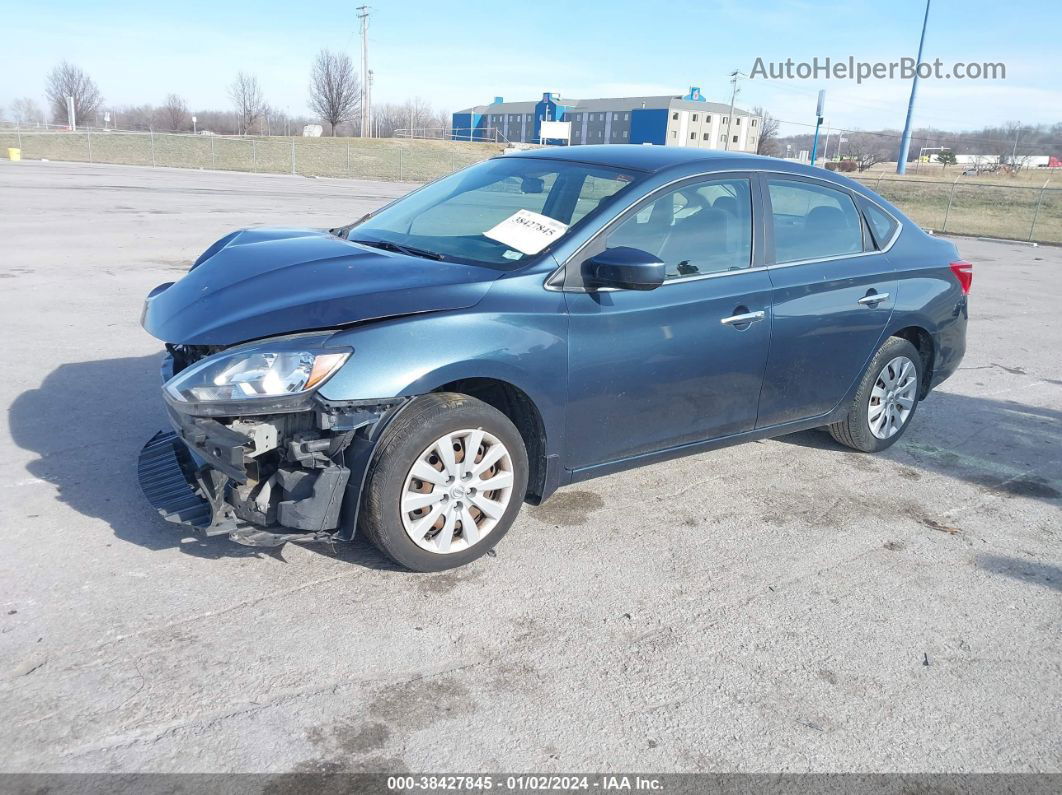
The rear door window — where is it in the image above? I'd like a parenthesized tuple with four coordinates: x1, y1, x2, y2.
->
(767, 178, 864, 263)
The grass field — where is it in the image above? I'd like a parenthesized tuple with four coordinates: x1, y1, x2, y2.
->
(2, 130, 1059, 242)
(0, 130, 504, 182)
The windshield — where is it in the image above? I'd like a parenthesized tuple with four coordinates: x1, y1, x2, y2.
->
(348, 157, 643, 268)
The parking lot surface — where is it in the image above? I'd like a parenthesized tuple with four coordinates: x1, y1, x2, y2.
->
(1, 161, 1059, 773)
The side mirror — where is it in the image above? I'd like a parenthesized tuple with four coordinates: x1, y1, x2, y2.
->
(584, 247, 665, 291)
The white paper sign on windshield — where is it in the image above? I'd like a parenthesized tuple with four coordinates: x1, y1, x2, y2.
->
(484, 209, 569, 255)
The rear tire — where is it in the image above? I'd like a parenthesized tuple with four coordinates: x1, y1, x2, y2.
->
(359, 393, 528, 572)
(828, 337, 922, 453)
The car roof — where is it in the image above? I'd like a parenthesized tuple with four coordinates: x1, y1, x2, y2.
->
(502, 145, 891, 206)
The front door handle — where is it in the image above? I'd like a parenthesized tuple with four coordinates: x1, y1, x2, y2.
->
(720, 310, 766, 326)
(858, 292, 890, 307)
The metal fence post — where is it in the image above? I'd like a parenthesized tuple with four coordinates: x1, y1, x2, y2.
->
(346, 141, 351, 177)
(1029, 179, 1051, 242)
(398, 148, 404, 181)
(251, 139, 256, 172)
(875, 170, 885, 189)
(16, 122, 21, 149)
(941, 174, 962, 232)
(87, 130, 92, 163)
(210, 134, 215, 169)
(150, 130, 156, 167)
(291, 137, 296, 175)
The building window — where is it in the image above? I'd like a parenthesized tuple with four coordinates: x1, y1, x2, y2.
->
(672, 131, 678, 138)
(703, 132, 710, 140)
(692, 114, 698, 121)
(623, 130, 628, 138)
(751, 119, 758, 127)
(690, 132, 696, 139)
(720, 134, 727, 142)
(733, 135, 739, 143)
(672, 112, 678, 120)
(624, 113, 629, 120)
(736, 118, 741, 125)
(706, 115, 712, 122)
(723, 117, 728, 125)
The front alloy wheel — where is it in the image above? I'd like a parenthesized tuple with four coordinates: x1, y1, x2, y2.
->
(359, 393, 529, 571)
(401, 429, 515, 554)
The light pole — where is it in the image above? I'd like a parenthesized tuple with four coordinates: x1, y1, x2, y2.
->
(810, 90, 825, 166)
(896, 0, 932, 174)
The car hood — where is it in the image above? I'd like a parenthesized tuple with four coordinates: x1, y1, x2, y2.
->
(141, 228, 503, 345)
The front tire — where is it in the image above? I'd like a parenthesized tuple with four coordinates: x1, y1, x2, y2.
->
(828, 337, 922, 453)
(359, 393, 529, 572)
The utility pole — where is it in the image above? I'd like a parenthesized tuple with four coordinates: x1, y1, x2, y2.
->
(724, 70, 744, 151)
(65, 96, 76, 131)
(357, 5, 371, 138)
(897, 0, 932, 174)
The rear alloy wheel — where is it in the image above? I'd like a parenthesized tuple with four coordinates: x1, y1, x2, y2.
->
(360, 393, 528, 571)
(828, 337, 923, 453)
(867, 355, 918, 440)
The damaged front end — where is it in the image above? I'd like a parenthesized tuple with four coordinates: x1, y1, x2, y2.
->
(138, 339, 405, 548)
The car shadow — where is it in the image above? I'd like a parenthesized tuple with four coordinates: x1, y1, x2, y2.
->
(9, 355, 1061, 565)
(7, 352, 403, 570)
(976, 554, 1062, 593)
(777, 390, 1062, 504)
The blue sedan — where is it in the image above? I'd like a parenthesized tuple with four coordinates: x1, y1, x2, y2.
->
(139, 146, 971, 571)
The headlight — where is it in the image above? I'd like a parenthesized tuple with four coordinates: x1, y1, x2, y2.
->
(164, 346, 350, 413)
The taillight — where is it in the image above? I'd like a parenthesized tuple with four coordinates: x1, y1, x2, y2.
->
(949, 260, 973, 295)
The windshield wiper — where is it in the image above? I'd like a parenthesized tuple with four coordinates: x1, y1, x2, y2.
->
(350, 238, 445, 261)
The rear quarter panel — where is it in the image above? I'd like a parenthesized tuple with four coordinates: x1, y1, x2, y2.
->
(883, 227, 968, 389)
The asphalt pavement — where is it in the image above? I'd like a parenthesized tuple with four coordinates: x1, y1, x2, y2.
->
(0, 160, 1059, 773)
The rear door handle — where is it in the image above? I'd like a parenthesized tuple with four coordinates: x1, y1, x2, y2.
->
(858, 292, 890, 306)
(720, 310, 766, 326)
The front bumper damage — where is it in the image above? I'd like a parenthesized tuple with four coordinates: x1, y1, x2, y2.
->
(138, 380, 405, 547)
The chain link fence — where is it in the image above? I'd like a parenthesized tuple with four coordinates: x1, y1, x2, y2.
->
(0, 129, 504, 183)
(2, 128, 1059, 243)
(855, 174, 1060, 244)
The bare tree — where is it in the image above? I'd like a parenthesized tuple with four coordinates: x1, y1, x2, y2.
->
(228, 72, 265, 134)
(308, 50, 360, 136)
(12, 97, 45, 126)
(752, 106, 780, 156)
(44, 61, 103, 126)
(161, 93, 189, 131)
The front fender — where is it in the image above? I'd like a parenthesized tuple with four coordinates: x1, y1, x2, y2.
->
(318, 278, 568, 458)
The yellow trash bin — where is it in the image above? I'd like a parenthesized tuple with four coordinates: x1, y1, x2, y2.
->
(7, 148, 21, 161)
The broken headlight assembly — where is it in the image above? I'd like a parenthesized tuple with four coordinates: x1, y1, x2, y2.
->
(164, 344, 351, 416)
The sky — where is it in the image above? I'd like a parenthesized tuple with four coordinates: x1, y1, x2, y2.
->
(1, 0, 1059, 135)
